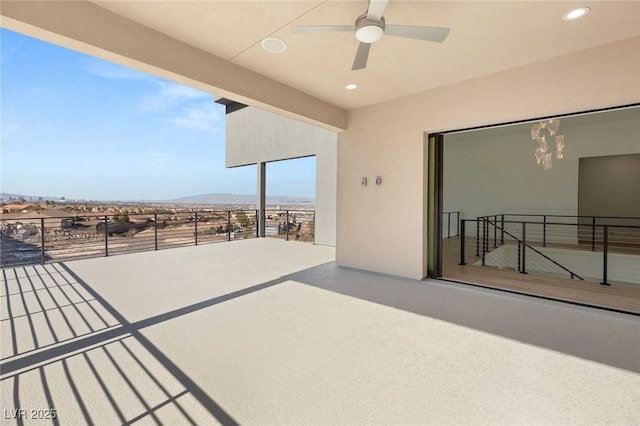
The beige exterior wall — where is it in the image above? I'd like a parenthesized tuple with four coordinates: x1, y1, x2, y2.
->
(337, 37, 640, 279)
(226, 107, 337, 246)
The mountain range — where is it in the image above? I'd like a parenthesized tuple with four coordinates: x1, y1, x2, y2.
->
(1, 192, 314, 206)
(162, 193, 314, 205)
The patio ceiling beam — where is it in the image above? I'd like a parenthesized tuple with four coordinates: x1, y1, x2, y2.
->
(0, 0, 347, 132)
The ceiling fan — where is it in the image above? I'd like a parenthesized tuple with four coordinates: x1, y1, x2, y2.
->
(292, 0, 450, 71)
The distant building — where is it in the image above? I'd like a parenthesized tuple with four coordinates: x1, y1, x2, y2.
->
(1, 203, 36, 213)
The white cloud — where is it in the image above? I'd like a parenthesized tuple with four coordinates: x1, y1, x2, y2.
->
(160, 82, 210, 100)
(168, 103, 224, 133)
(86, 59, 220, 133)
(138, 81, 212, 113)
(85, 61, 149, 81)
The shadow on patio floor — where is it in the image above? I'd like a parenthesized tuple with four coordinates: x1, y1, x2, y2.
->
(2, 249, 639, 424)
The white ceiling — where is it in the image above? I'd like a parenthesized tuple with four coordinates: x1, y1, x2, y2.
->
(56, 1, 640, 110)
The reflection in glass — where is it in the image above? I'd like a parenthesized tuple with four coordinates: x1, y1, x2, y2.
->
(542, 153, 553, 170)
(544, 119, 560, 136)
(556, 135, 565, 159)
(540, 135, 548, 153)
(531, 122, 542, 140)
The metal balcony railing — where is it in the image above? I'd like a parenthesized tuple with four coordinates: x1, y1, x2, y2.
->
(263, 209, 316, 242)
(0, 209, 315, 268)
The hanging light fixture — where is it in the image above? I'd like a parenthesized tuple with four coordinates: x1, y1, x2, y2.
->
(530, 119, 565, 170)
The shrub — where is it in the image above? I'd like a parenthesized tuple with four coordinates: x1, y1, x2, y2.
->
(113, 212, 130, 222)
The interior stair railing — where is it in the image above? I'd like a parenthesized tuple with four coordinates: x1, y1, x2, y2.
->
(457, 214, 640, 285)
(483, 217, 584, 280)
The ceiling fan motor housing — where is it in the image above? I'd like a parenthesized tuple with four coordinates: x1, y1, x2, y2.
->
(355, 14, 385, 43)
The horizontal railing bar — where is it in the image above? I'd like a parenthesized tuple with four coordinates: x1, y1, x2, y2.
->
(478, 213, 640, 220)
(467, 219, 640, 229)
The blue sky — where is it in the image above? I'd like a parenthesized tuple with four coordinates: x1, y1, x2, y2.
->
(0, 29, 316, 201)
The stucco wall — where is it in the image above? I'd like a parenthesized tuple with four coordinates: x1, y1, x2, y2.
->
(337, 37, 640, 279)
(226, 107, 337, 246)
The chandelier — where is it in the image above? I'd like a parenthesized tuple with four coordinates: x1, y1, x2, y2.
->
(530, 119, 565, 170)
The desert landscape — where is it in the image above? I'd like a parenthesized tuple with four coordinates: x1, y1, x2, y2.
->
(0, 199, 315, 268)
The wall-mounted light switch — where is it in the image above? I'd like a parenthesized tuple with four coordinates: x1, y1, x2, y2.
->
(375, 176, 382, 185)
(361, 177, 367, 187)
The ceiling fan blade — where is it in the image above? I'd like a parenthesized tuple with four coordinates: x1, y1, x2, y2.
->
(352, 42, 371, 71)
(385, 25, 450, 43)
(292, 25, 354, 34)
(366, 0, 390, 21)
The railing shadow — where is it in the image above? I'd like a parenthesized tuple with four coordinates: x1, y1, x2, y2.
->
(0, 235, 50, 268)
(4, 253, 639, 424)
(1, 263, 242, 425)
(1, 265, 119, 361)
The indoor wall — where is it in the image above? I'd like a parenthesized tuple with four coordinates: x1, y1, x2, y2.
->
(443, 108, 640, 221)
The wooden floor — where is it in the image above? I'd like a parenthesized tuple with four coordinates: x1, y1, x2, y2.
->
(442, 236, 640, 315)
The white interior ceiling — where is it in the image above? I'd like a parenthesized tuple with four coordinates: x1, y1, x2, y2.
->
(88, 1, 640, 110)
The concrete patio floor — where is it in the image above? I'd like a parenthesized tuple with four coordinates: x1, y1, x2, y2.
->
(1, 238, 639, 425)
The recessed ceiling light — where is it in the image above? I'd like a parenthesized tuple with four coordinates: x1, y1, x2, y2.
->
(261, 38, 287, 53)
(345, 83, 358, 90)
(563, 7, 590, 21)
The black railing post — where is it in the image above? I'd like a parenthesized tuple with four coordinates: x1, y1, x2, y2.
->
(475, 220, 480, 257)
(520, 222, 527, 274)
(543, 215, 547, 247)
(484, 217, 489, 255)
(591, 216, 596, 251)
(517, 241, 521, 272)
(456, 211, 460, 237)
(493, 215, 497, 248)
(601, 225, 610, 286)
(447, 212, 451, 239)
(481, 218, 487, 266)
(256, 210, 259, 238)
(227, 211, 232, 241)
(500, 214, 505, 245)
(40, 217, 46, 265)
(154, 213, 158, 250)
(194, 212, 198, 245)
(458, 220, 466, 265)
(286, 210, 289, 241)
(104, 216, 109, 257)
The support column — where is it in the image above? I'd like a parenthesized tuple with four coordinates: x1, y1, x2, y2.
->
(257, 162, 266, 237)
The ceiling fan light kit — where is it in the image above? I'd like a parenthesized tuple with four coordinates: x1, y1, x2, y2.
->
(355, 15, 385, 43)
